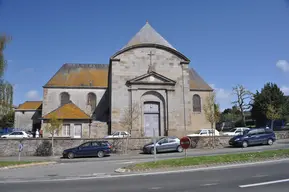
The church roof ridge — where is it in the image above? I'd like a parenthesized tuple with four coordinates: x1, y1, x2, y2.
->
(122, 22, 176, 50)
(62, 63, 108, 69)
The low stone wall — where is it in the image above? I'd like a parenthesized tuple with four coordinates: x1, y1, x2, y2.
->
(188, 130, 289, 149)
(0, 131, 288, 157)
(0, 137, 153, 156)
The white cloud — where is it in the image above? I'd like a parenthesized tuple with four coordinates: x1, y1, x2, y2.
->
(276, 60, 289, 72)
(281, 86, 289, 95)
(209, 84, 232, 111)
(25, 90, 40, 100)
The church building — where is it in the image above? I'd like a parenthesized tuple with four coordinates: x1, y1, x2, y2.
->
(14, 22, 213, 138)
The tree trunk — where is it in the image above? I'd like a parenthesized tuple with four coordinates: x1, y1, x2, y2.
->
(211, 122, 215, 149)
(241, 110, 246, 126)
(51, 135, 54, 156)
(125, 136, 129, 154)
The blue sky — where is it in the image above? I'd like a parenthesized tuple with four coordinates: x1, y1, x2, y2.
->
(1, 0, 289, 110)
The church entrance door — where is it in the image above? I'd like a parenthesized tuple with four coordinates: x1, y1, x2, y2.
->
(143, 102, 160, 137)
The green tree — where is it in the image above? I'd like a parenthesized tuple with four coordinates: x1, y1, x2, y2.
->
(266, 104, 282, 129)
(45, 114, 63, 156)
(0, 110, 14, 128)
(251, 83, 286, 127)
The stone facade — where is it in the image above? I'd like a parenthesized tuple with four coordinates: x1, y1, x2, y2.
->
(14, 110, 41, 131)
(15, 22, 213, 138)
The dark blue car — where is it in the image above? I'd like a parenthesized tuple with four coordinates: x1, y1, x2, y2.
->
(229, 128, 276, 148)
(62, 141, 112, 159)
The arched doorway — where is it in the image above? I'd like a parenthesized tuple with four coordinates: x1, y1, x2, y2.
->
(143, 101, 160, 137)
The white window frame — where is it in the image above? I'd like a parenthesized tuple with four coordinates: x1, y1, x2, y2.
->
(62, 124, 70, 137)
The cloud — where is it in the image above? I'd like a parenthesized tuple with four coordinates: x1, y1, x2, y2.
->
(25, 90, 40, 100)
(281, 86, 289, 95)
(209, 84, 232, 111)
(276, 60, 289, 72)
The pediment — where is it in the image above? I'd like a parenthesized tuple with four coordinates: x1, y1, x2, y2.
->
(126, 71, 176, 86)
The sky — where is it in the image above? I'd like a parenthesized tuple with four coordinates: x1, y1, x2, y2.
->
(1, 0, 289, 110)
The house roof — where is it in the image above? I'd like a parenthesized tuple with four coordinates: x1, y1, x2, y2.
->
(42, 102, 90, 119)
(122, 21, 176, 50)
(16, 101, 42, 110)
(188, 68, 213, 91)
(44, 64, 108, 88)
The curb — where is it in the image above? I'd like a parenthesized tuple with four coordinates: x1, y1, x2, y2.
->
(114, 157, 289, 173)
(0, 161, 57, 170)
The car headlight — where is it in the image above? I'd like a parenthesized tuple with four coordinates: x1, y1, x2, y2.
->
(235, 138, 240, 141)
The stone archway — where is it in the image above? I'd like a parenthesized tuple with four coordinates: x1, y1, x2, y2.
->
(141, 91, 166, 137)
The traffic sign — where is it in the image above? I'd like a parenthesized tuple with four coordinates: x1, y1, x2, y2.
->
(180, 137, 191, 149)
(19, 143, 23, 152)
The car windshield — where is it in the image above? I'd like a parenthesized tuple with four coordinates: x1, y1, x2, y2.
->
(194, 130, 202, 134)
(243, 130, 250, 135)
(228, 128, 237, 132)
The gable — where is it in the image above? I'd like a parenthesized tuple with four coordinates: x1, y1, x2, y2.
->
(127, 71, 176, 85)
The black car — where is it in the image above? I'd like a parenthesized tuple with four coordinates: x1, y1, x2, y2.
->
(229, 128, 276, 148)
(63, 141, 112, 159)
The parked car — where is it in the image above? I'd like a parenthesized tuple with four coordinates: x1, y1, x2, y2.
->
(142, 136, 183, 154)
(187, 129, 220, 137)
(222, 127, 250, 136)
(62, 140, 112, 159)
(229, 128, 276, 148)
(104, 131, 130, 139)
(0, 131, 31, 139)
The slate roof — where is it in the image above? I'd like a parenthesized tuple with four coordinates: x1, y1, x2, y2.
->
(44, 64, 108, 88)
(16, 101, 42, 110)
(122, 21, 176, 50)
(188, 68, 213, 91)
(42, 102, 90, 119)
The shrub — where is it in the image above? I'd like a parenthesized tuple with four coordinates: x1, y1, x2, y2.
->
(35, 140, 52, 156)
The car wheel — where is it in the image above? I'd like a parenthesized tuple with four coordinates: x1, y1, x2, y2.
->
(242, 141, 248, 148)
(177, 145, 183, 153)
(267, 139, 273, 145)
(67, 152, 74, 159)
(150, 147, 157, 154)
(97, 151, 104, 158)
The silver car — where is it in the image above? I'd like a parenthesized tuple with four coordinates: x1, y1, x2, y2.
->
(142, 136, 183, 154)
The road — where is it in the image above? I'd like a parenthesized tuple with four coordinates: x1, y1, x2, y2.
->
(1, 159, 289, 191)
(0, 140, 289, 182)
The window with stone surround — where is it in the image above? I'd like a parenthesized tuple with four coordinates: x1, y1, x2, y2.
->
(60, 92, 70, 106)
(87, 92, 97, 113)
(62, 124, 70, 137)
(193, 94, 201, 112)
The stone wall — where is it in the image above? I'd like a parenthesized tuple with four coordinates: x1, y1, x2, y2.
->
(0, 137, 152, 156)
(0, 131, 288, 156)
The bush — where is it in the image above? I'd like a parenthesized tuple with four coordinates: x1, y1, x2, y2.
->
(35, 140, 52, 156)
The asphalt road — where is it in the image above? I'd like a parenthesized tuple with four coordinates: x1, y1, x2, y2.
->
(1, 160, 289, 192)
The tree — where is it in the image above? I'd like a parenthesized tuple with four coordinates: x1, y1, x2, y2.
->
(266, 104, 282, 129)
(0, 110, 14, 128)
(44, 114, 63, 156)
(251, 83, 286, 127)
(232, 85, 252, 126)
(203, 92, 220, 148)
(120, 102, 141, 154)
(0, 35, 13, 117)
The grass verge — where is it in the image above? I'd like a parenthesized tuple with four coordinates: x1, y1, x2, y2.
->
(126, 149, 289, 171)
(0, 161, 45, 168)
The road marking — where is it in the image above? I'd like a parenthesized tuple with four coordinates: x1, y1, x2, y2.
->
(200, 183, 218, 186)
(239, 178, 289, 188)
(1, 159, 289, 184)
(149, 187, 162, 190)
(115, 161, 135, 165)
(252, 174, 268, 178)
